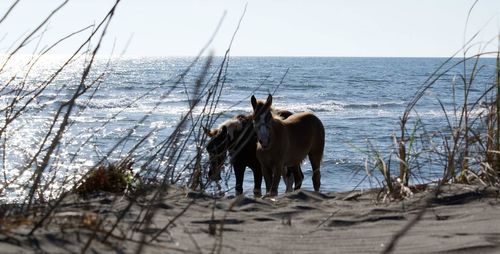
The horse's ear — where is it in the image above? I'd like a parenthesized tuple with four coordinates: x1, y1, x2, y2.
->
(264, 94, 273, 108)
(251, 95, 257, 110)
(203, 126, 210, 136)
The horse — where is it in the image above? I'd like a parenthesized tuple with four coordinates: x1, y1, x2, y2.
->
(251, 94, 325, 197)
(204, 112, 303, 197)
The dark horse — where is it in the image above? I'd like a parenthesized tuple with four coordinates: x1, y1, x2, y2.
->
(251, 94, 325, 197)
(204, 112, 303, 197)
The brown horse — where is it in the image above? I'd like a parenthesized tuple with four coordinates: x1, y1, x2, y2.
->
(251, 94, 325, 197)
(204, 112, 303, 197)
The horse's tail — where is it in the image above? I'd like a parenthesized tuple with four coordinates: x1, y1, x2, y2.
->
(313, 114, 325, 161)
(310, 115, 325, 192)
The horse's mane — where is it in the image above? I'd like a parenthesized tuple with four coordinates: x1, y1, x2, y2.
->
(217, 114, 252, 139)
(271, 108, 287, 120)
(254, 99, 287, 121)
(218, 117, 242, 131)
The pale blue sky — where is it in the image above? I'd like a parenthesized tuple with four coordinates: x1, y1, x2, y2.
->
(1, 0, 499, 57)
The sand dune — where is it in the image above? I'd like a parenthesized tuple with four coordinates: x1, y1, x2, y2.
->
(1, 184, 499, 253)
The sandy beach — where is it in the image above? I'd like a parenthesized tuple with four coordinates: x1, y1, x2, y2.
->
(1, 183, 499, 253)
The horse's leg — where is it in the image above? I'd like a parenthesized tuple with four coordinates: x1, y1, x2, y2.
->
(233, 164, 245, 196)
(261, 163, 272, 196)
(309, 152, 322, 192)
(289, 165, 303, 190)
(299, 165, 304, 188)
(283, 166, 294, 193)
(250, 165, 262, 198)
(270, 164, 283, 197)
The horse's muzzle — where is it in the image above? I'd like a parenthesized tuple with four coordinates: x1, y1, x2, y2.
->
(208, 162, 224, 181)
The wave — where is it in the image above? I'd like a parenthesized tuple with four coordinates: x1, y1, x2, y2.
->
(273, 100, 406, 113)
(342, 101, 405, 109)
(345, 78, 391, 84)
(77, 98, 137, 110)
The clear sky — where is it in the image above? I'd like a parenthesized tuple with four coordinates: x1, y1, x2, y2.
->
(1, 0, 499, 57)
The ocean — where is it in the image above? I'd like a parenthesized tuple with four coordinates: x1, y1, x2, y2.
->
(1, 56, 497, 200)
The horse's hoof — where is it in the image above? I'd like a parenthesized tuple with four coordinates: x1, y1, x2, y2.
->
(253, 189, 262, 198)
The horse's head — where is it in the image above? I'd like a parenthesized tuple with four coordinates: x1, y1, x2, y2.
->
(204, 125, 229, 181)
(204, 116, 245, 181)
(251, 94, 273, 150)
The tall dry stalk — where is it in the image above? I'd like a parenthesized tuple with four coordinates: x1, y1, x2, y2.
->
(496, 49, 500, 171)
(26, 1, 121, 211)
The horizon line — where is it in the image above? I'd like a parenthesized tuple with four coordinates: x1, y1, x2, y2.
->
(2, 53, 498, 59)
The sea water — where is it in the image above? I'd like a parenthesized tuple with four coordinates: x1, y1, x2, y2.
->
(0, 56, 496, 200)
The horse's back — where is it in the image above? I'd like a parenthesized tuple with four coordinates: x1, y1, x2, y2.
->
(281, 112, 325, 161)
(284, 112, 324, 137)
